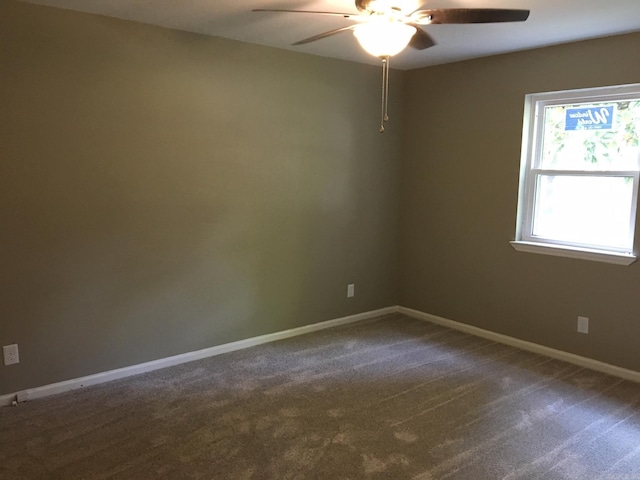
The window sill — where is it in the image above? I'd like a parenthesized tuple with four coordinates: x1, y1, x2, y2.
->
(510, 241, 637, 266)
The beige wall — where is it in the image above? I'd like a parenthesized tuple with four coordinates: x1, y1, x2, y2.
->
(0, 0, 402, 394)
(401, 32, 640, 372)
(3, 0, 640, 397)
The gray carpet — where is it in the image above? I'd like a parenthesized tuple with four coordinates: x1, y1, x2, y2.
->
(2, 314, 640, 479)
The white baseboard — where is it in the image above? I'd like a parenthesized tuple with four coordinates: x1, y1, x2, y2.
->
(5, 305, 637, 408)
(0, 306, 396, 407)
(398, 306, 640, 384)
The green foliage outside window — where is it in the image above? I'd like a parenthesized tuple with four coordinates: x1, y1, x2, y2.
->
(542, 100, 640, 170)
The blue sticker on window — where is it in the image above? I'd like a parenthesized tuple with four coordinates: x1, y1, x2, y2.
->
(565, 106, 615, 131)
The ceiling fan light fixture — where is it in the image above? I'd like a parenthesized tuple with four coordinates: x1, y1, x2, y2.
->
(353, 19, 416, 57)
(254, 2, 531, 131)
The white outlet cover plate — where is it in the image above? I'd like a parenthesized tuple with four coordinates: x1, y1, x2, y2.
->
(3, 344, 19, 366)
(577, 316, 589, 334)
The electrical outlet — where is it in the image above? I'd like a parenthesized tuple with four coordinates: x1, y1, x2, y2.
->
(577, 316, 589, 334)
(3, 344, 19, 366)
(347, 283, 355, 298)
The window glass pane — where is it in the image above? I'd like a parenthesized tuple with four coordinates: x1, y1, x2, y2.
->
(532, 175, 634, 249)
(540, 100, 640, 171)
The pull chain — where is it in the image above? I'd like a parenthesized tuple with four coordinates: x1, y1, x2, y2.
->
(384, 55, 390, 122)
(380, 56, 390, 133)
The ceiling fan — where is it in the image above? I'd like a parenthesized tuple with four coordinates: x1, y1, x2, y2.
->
(254, 1, 530, 132)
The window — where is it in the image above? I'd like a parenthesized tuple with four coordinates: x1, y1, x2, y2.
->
(512, 84, 640, 265)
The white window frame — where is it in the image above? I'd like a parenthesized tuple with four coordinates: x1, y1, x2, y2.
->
(511, 84, 640, 266)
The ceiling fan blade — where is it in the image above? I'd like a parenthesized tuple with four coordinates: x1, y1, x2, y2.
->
(407, 25, 436, 50)
(292, 25, 357, 46)
(413, 8, 530, 25)
(252, 9, 359, 19)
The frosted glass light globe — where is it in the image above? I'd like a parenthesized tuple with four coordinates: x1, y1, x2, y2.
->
(353, 19, 416, 57)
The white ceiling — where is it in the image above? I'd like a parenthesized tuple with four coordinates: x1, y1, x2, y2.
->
(22, 0, 640, 70)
